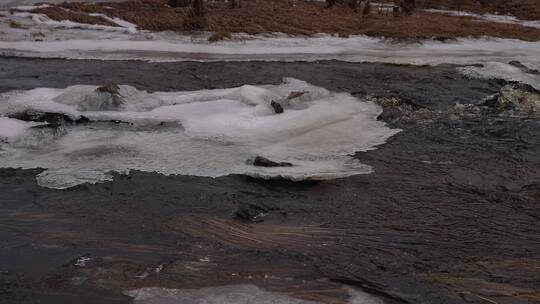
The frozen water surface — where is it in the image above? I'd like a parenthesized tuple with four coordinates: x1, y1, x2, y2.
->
(0, 79, 399, 189)
(125, 284, 384, 304)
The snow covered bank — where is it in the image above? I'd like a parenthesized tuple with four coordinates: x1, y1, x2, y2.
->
(0, 79, 399, 189)
(426, 9, 540, 29)
(1, 8, 538, 88)
(2, 30, 538, 65)
(1, 12, 538, 87)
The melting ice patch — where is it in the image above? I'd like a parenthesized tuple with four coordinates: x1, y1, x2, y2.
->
(0, 79, 399, 189)
(125, 284, 384, 304)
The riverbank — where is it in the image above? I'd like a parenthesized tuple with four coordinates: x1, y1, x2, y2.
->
(8, 0, 540, 41)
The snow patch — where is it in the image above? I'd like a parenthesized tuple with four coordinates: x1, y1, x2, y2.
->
(426, 9, 540, 29)
(88, 13, 138, 33)
(125, 284, 384, 304)
(10, 4, 51, 11)
(12, 11, 137, 33)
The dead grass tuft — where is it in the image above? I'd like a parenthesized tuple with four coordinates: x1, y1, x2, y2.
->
(9, 19, 28, 29)
(208, 31, 232, 42)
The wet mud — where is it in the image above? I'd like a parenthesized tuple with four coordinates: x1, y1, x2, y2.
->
(1, 57, 539, 304)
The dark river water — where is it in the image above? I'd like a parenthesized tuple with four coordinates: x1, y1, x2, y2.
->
(1, 57, 539, 304)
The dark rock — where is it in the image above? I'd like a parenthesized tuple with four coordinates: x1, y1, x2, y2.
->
(8, 111, 89, 126)
(374, 96, 432, 124)
(485, 82, 540, 113)
(252, 156, 293, 167)
(377, 107, 402, 122)
(508, 61, 540, 75)
(480, 93, 500, 108)
(270, 100, 284, 114)
(232, 203, 269, 223)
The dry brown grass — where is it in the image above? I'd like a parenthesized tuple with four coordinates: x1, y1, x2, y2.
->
(52, 0, 191, 32)
(208, 30, 232, 42)
(32, 6, 117, 26)
(9, 19, 29, 29)
(28, 0, 540, 41)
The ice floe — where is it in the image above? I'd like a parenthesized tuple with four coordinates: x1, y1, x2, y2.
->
(125, 284, 384, 304)
(0, 78, 399, 189)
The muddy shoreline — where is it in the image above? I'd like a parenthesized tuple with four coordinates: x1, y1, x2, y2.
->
(1, 57, 539, 304)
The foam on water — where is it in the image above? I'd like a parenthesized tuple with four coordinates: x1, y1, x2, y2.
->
(125, 284, 384, 304)
(0, 79, 399, 189)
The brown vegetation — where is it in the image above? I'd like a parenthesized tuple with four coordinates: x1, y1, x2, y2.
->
(28, 0, 540, 41)
(32, 6, 117, 26)
(208, 31, 232, 42)
(8, 19, 29, 29)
